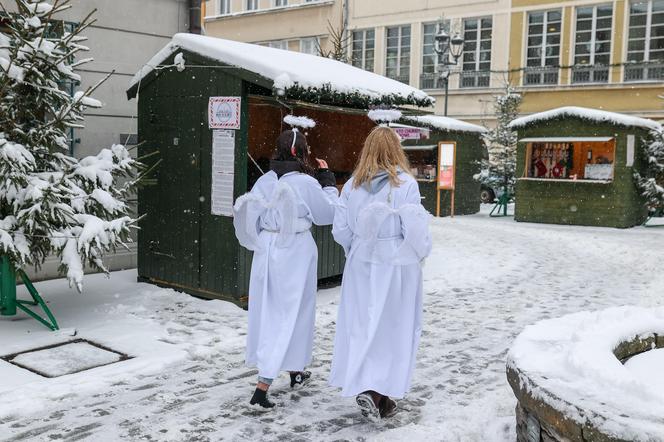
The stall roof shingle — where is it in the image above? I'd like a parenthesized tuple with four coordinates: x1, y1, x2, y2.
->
(128, 33, 434, 108)
(509, 106, 661, 131)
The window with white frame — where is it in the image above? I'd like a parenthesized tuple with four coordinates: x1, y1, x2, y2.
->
(461, 17, 492, 88)
(275, 0, 287, 6)
(524, 10, 562, 85)
(625, 0, 664, 81)
(420, 21, 450, 89)
(246, 0, 259, 11)
(572, 4, 613, 83)
(219, 0, 231, 14)
(300, 37, 319, 55)
(351, 29, 375, 72)
(266, 40, 289, 50)
(386, 25, 411, 83)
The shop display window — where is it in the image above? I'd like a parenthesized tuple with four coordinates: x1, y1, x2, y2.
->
(524, 139, 615, 181)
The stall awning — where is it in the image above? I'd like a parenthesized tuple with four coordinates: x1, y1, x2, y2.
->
(402, 144, 437, 151)
(519, 137, 614, 142)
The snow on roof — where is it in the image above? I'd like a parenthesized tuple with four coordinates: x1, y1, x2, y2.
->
(509, 106, 661, 131)
(403, 115, 487, 134)
(129, 33, 434, 107)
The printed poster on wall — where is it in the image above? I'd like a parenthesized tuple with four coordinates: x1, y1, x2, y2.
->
(211, 130, 235, 216)
(208, 97, 241, 129)
(438, 142, 456, 190)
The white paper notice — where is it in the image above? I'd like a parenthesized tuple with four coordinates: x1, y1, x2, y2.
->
(626, 134, 635, 167)
(211, 130, 235, 216)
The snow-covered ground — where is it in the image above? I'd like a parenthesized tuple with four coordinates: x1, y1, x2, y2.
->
(1, 207, 663, 441)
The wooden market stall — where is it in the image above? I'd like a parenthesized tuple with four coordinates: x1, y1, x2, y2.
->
(509, 106, 661, 228)
(396, 115, 487, 217)
(126, 33, 434, 307)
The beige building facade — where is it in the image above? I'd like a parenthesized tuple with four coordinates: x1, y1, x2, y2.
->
(203, 0, 664, 124)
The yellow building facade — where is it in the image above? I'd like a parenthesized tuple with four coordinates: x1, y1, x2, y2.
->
(203, 0, 664, 124)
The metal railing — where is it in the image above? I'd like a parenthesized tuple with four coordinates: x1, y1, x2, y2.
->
(624, 61, 664, 82)
(571, 65, 610, 84)
(387, 74, 411, 85)
(419, 73, 444, 89)
(523, 66, 559, 86)
(459, 70, 490, 88)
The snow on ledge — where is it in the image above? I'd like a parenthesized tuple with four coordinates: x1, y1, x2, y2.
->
(509, 106, 661, 131)
(507, 306, 664, 440)
(403, 115, 487, 134)
(128, 34, 433, 107)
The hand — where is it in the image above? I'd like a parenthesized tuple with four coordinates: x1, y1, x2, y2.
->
(316, 158, 328, 169)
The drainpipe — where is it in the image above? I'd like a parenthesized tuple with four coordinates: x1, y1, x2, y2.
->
(342, 0, 349, 43)
(189, 0, 202, 35)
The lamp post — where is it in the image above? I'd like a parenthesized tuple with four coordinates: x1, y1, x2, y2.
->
(433, 24, 465, 116)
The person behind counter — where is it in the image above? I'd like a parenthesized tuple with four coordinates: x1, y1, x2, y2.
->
(329, 125, 432, 421)
(233, 126, 338, 409)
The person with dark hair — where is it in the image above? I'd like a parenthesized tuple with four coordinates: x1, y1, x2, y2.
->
(233, 121, 337, 410)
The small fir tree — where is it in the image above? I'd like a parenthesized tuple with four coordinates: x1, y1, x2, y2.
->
(317, 20, 350, 63)
(482, 86, 522, 196)
(635, 126, 664, 214)
(0, 0, 140, 291)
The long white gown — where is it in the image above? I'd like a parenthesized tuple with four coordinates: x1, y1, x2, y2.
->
(233, 171, 338, 380)
(329, 171, 432, 398)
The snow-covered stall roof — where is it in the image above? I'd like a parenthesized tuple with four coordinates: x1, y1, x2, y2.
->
(128, 33, 434, 108)
(403, 115, 487, 134)
(509, 106, 661, 131)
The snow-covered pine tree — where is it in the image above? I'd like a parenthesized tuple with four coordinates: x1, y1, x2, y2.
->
(482, 86, 522, 197)
(634, 126, 664, 214)
(0, 0, 140, 292)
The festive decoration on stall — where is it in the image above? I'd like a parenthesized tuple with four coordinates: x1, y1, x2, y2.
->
(367, 108, 403, 126)
(635, 127, 664, 226)
(0, 0, 143, 330)
(482, 86, 522, 217)
(283, 115, 316, 130)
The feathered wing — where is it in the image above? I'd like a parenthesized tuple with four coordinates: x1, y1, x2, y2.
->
(271, 181, 299, 248)
(233, 192, 268, 251)
(233, 179, 302, 251)
(355, 202, 432, 264)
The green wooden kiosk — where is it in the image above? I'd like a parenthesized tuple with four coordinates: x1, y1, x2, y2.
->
(396, 115, 487, 217)
(126, 33, 434, 307)
(509, 106, 661, 228)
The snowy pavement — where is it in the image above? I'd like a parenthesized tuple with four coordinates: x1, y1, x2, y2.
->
(1, 208, 663, 441)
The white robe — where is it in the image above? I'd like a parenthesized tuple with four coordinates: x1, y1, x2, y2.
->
(233, 171, 338, 380)
(329, 172, 432, 398)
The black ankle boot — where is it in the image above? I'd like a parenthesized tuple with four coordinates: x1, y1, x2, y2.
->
(290, 371, 311, 388)
(249, 388, 275, 409)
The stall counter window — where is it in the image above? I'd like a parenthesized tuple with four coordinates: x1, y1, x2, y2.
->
(521, 137, 616, 182)
(403, 144, 437, 182)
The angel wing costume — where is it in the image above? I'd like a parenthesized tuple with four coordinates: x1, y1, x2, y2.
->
(329, 170, 432, 398)
(234, 170, 338, 380)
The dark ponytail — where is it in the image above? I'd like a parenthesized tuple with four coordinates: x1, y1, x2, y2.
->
(273, 129, 315, 176)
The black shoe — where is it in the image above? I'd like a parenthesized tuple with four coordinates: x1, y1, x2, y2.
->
(290, 371, 311, 388)
(356, 391, 381, 422)
(379, 396, 397, 419)
(249, 388, 275, 409)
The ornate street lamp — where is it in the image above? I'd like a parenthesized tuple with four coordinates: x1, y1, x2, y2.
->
(433, 22, 465, 116)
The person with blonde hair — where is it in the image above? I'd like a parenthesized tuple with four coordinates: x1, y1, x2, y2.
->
(329, 125, 432, 421)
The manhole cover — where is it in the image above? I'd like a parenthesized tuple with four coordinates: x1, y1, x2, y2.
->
(1, 339, 131, 378)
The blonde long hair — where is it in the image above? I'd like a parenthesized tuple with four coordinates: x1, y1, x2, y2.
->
(353, 126, 412, 188)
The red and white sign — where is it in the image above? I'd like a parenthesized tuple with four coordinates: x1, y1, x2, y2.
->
(394, 126, 430, 141)
(438, 142, 456, 190)
(208, 97, 241, 129)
